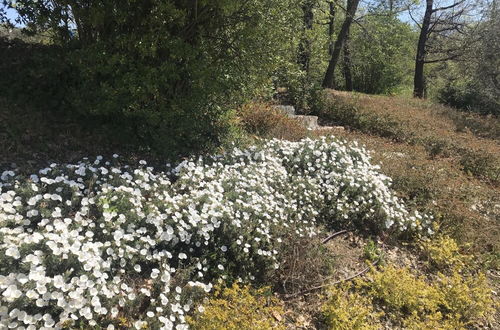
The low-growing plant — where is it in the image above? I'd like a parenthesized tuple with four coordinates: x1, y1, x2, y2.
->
(460, 150, 500, 183)
(315, 91, 500, 184)
(0, 137, 432, 328)
(363, 239, 384, 264)
(314, 95, 409, 142)
(357, 265, 494, 328)
(322, 285, 382, 330)
(186, 283, 285, 330)
(364, 265, 443, 316)
(321, 260, 494, 329)
(419, 236, 469, 271)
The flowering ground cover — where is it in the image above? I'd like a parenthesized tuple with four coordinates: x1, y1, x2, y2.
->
(0, 137, 432, 329)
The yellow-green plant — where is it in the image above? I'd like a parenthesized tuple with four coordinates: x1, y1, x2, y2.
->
(420, 235, 469, 270)
(363, 265, 443, 316)
(321, 263, 494, 329)
(187, 283, 285, 330)
(438, 271, 494, 325)
(322, 285, 382, 330)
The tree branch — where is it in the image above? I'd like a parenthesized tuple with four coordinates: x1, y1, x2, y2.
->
(432, 0, 465, 13)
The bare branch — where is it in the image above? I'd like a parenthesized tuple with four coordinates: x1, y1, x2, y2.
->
(432, 0, 465, 13)
(407, 6, 422, 29)
(424, 53, 461, 63)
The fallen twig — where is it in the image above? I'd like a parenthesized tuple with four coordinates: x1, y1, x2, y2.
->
(321, 230, 348, 244)
(283, 258, 379, 300)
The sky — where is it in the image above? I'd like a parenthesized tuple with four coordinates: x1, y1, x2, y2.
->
(3, 6, 21, 25)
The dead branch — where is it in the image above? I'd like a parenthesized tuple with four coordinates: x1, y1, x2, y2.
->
(321, 229, 348, 244)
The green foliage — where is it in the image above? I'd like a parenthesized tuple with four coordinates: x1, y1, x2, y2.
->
(354, 265, 492, 328)
(420, 235, 467, 270)
(365, 265, 444, 316)
(346, 14, 416, 94)
(437, 79, 500, 116)
(363, 239, 384, 264)
(2, 0, 301, 156)
(314, 95, 409, 141)
(0, 37, 72, 112)
(459, 150, 500, 183)
(186, 284, 285, 330)
(434, 3, 500, 116)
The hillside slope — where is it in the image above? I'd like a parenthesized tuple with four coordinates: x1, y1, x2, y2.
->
(314, 90, 499, 257)
(0, 92, 498, 328)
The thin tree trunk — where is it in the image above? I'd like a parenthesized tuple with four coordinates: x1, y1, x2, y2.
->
(298, 0, 314, 73)
(343, 30, 353, 91)
(328, 1, 336, 56)
(413, 0, 433, 98)
(322, 0, 360, 89)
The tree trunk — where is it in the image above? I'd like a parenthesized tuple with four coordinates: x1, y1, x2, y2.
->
(413, 0, 433, 98)
(343, 30, 353, 91)
(328, 1, 336, 56)
(298, 0, 314, 73)
(322, 0, 360, 89)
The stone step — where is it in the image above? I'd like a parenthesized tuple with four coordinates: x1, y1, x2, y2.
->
(315, 125, 345, 132)
(291, 115, 319, 130)
(272, 104, 344, 131)
(272, 105, 296, 116)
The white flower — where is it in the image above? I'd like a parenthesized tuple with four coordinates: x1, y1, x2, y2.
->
(5, 247, 20, 259)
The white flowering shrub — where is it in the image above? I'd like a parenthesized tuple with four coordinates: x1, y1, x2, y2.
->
(0, 137, 432, 329)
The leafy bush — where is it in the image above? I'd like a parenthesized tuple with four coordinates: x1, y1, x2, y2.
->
(0, 137, 431, 328)
(437, 80, 499, 117)
(314, 95, 410, 142)
(2, 1, 303, 156)
(187, 283, 284, 330)
(459, 150, 500, 183)
(316, 92, 500, 184)
(348, 15, 416, 94)
(0, 37, 72, 113)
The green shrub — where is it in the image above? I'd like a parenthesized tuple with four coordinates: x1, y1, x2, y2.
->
(460, 150, 500, 183)
(315, 95, 409, 142)
(2, 1, 303, 157)
(0, 37, 72, 113)
(322, 234, 495, 329)
(437, 79, 499, 117)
